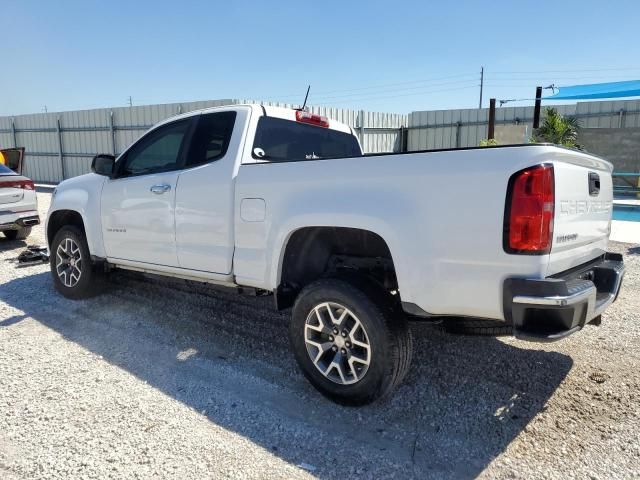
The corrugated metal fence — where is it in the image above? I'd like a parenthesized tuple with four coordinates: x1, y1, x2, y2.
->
(3, 97, 640, 183)
(407, 99, 640, 150)
(0, 100, 408, 183)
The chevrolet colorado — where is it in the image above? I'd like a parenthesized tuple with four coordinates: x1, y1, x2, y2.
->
(46, 104, 624, 404)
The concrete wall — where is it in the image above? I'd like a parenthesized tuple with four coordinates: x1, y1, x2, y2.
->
(579, 127, 640, 172)
(407, 99, 640, 151)
(494, 125, 530, 145)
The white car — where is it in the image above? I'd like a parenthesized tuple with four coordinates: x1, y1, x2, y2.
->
(0, 163, 39, 240)
(46, 104, 624, 404)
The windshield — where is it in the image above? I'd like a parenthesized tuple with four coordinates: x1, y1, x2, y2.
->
(253, 116, 361, 162)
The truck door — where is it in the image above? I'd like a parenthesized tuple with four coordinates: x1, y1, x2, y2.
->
(175, 108, 246, 274)
(101, 119, 192, 267)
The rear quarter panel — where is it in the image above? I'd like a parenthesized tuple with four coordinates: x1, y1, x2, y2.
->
(234, 145, 569, 320)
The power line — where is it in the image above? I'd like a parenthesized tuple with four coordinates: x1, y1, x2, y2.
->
(314, 85, 479, 106)
(263, 68, 640, 103)
(487, 75, 640, 82)
(296, 79, 479, 103)
(481, 76, 640, 87)
(260, 72, 477, 101)
(492, 67, 640, 74)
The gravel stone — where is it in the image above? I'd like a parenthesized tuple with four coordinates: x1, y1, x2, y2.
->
(0, 190, 638, 479)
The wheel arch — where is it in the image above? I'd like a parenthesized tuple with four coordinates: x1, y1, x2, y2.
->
(274, 226, 400, 310)
(46, 179, 106, 257)
(47, 209, 87, 248)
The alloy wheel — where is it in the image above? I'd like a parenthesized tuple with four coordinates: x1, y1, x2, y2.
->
(304, 302, 372, 385)
(56, 237, 82, 288)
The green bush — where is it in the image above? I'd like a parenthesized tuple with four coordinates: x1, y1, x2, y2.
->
(532, 107, 581, 149)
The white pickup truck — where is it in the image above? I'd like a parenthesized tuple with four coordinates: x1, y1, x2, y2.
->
(46, 104, 624, 404)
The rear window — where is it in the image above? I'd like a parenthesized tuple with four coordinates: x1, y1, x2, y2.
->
(0, 163, 16, 175)
(252, 116, 361, 162)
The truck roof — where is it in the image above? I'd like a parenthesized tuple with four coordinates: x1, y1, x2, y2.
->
(152, 104, 354, 136)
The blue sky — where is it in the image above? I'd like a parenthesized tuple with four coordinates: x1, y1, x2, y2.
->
(2, 0, 640, 115)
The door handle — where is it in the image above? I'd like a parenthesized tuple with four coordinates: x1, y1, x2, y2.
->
(150, 184, 171, 194)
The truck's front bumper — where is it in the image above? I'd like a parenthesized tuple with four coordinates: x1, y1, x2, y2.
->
(503, 252, 625, 342)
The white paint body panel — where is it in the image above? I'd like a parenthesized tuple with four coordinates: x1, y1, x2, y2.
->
(175, 107, 251, 273)
(46, 105, 615, 322)
(547, 149, 613, 276)
(0, 187, 24, 205)
(0, 186, 37, 228)
(46, 173, 107, 256)
(234, 146, 559, 320)
(101, 171, 181, 266)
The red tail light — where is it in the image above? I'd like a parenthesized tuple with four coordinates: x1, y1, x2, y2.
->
(1, 178, 35, 190)
(504, 164, 554, 254)
(295, 110, 329, 128)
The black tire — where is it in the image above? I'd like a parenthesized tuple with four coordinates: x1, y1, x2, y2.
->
(50, 226, 103, 299)
(442, 318, 513, 336)
(289, 278, 413, 406)
(3, 227, 31, 240)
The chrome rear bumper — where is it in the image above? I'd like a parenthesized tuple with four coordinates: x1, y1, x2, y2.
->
(504, 252, 625, 342)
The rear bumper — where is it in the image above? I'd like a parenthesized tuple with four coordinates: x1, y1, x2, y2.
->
(0, 210, 40, 230)
(504, 252, 625, 342)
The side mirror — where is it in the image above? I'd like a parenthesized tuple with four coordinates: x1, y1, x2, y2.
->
(91, 154, 115, 177)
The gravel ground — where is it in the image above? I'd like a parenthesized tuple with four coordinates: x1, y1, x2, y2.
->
(0, 190, 639, 479)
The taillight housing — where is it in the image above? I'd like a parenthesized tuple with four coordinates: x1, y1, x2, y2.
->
(295, 110, 329, 128)
(504, 164, 554, 254)
(1, 178, 35, 190)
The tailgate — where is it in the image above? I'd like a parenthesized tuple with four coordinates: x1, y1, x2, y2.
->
(547, 150, 613, 276)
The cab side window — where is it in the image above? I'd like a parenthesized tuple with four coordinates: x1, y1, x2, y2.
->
(185, 112, 236, 167)
(120, 120, 190, 177)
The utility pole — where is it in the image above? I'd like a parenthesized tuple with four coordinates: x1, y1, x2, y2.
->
(488, 98, 496, 140)
(479, 66, 484, 109)
(43, 105, 48, 113)
(533, 86, 542, 129)
(128, 96, 133, 107)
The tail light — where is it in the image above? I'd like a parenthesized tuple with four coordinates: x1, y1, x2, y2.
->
(1, 178, 35, 190)
(504, 164, 554, 254)
(295, 110, 329, 128)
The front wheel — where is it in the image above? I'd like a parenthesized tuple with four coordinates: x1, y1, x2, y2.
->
(289, 278, 413, 405)
(50, 226, 102, 299)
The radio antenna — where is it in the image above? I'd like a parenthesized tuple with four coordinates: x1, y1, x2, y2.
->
(300, 85, 311, 110)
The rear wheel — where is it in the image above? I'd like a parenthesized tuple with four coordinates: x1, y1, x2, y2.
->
(289, 278, 412, 405)
(50, 226, 102, 299)
(3, 227, 31, 240)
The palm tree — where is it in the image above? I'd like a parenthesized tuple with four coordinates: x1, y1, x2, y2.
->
(533, 107, 581, 149)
